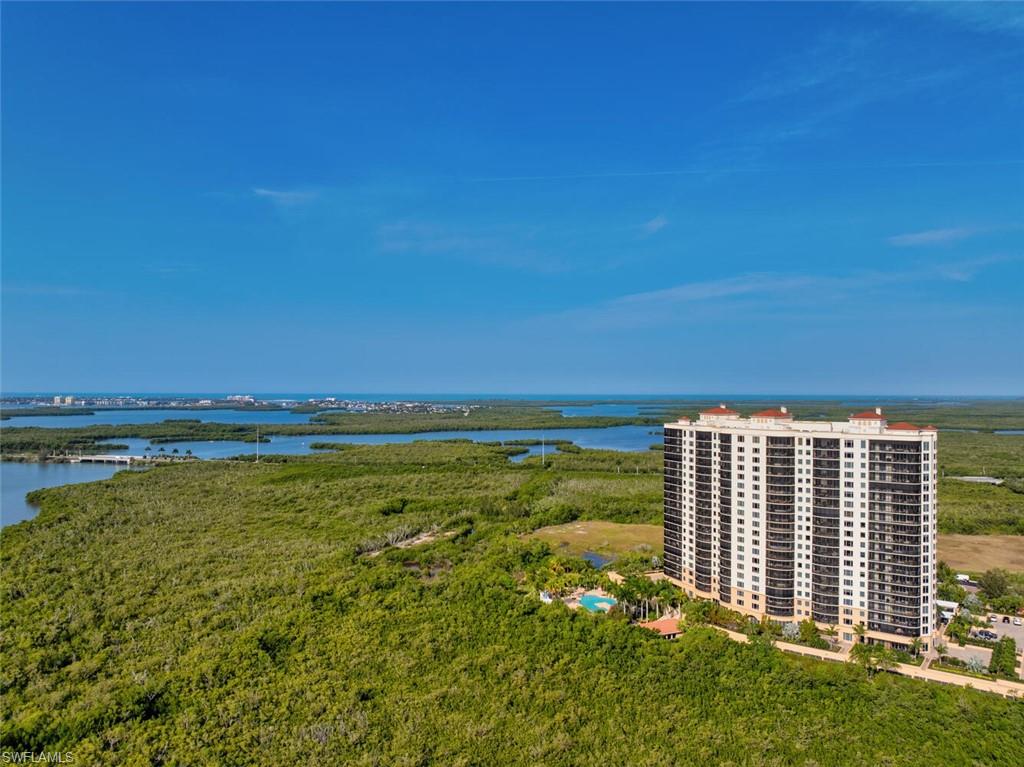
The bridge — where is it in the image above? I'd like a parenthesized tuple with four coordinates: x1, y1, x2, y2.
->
(71, 454, 141, 465)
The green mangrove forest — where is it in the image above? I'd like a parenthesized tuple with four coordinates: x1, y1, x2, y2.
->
(2, 441, 1022, 765)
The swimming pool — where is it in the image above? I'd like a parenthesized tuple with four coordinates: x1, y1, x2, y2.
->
(579, 594, 617, 613)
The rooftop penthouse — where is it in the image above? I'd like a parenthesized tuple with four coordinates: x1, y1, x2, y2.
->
(668, 405, 938, 436)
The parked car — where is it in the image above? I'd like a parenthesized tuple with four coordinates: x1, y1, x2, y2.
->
(1003, 615, 1011, 623)
(1014, 617, 1022, 627)
(989, 614, 999, 622)
(977, 630, 998, 641)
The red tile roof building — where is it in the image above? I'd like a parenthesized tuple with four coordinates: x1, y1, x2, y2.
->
(638, 618, 681, 638)
(700, 404, 739, 415)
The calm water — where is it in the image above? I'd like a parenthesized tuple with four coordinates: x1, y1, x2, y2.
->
(1, 425, 658, 526)
(1, 462, 123, 526)
(111, 424, 658, 459)
(1, 408, 318, 428)
(582, 551, 614, 568)
(546, 403, 642, 417)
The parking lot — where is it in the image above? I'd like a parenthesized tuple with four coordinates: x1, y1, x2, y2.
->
(975, 613, 1024, 646)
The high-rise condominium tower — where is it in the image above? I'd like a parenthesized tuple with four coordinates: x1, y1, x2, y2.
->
(663, 405, 938, 649)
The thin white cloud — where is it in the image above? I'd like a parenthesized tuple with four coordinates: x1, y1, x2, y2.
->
(887, 228, 976, 247)
(640, 215, 669, 236)
(933, 254, 1017, 282)
(252, 187, 317, 206)
(733, 30, 882, 105)
(2, 283, 92, 297)
(900, 3, 1024, 38)
(542, 257, 1015, 330)
(613, 273, 814, 307)
(712, 24, 1010, 160)
(470, 159, 1024, 184)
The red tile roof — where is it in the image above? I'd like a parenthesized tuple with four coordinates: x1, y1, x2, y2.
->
(752, 408, 792, 418)
(701, 404, 738, 415)
(887, 421, 924, 431)
(850, 410, 884, 419)
(639, 618, 681, 636)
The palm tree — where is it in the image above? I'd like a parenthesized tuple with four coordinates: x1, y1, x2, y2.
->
(850, 643, 894, 676)
(875, 646, 897, 673)
(850, 642, 871, 670)
(637, 579, 658, 621)
(824, 624, 839, 648)
(853, 623, 867, 644)
(653, 581, 678, 617)
(909, 637, 923, 658)
(613, 583, 639, 619)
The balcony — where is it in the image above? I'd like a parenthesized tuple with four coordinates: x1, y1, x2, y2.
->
(766, 601, 793, 617)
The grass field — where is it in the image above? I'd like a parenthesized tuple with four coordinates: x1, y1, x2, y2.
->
(937, 534, 1024, 572)
(528, 520, 662, 558)
(530, 520, 1024, 574)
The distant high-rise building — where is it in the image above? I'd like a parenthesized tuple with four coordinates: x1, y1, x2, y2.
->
(663, 406, 938, 649)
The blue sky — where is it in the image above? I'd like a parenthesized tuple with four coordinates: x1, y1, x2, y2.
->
(2, 2, 1022, 394)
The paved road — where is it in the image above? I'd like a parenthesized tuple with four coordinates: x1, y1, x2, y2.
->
(713, 625, 1024, 699)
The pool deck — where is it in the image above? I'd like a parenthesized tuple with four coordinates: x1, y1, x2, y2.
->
(566, 587, 617, 612)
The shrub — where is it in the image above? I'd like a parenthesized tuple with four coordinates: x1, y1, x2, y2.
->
(978, 568, 1012, 600)
(989, 637, 1019, 679)
(376, 497, 409, 516)
(990, 594, 1024, 615)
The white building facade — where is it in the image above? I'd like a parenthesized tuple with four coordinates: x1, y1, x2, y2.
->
(663, 405, 938, 649)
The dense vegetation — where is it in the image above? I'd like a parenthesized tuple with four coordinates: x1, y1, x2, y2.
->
(0, 407, 99, 419)
(937, 479, 1024, 535)
(2, 442, 1022, 765)
(950, 567, 1024, 615)
(990, 637, 1019, 679)
(940, 431, 1024, 479)
(308, 406, 660, 432)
